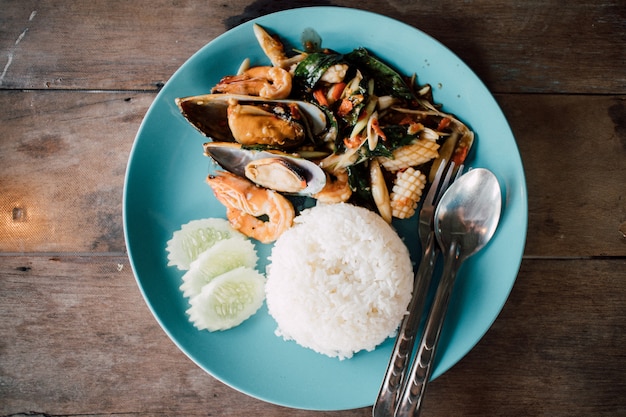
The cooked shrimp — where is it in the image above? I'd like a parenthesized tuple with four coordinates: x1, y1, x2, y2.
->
(313, 168, 352, 204)
(206, 171, 295, 243)
(211, 66, 292, 99)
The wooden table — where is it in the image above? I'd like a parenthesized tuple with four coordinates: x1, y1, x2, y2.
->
(1, 1, 625, 416)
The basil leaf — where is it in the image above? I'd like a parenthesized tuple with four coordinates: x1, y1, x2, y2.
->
(346, 48, 415, 100)
(347, 163, 376, 211)
(293, 52, 345, 91)
(381, 125, 417, 149)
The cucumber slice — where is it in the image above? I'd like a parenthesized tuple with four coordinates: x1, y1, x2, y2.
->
(186, 266, 266, 331)
(166, 218, 245, 270)
(179, 238, 258, 298)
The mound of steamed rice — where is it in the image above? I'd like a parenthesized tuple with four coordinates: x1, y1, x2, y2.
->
(265, 203, 414, 360)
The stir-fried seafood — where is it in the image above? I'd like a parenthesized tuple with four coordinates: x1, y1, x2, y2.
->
(212, 66, 292, 100)
(203, 142, 326, 195)
(175, 93, 328, 145)
(206, 171, 295, 244)
(176, 24, 475, 242)
(226, 99, 305, 146)
(313, 168, 353, 204)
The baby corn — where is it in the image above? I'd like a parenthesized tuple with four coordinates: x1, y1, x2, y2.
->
(379, 139, 439, 172)
(390, 168, 427, 219)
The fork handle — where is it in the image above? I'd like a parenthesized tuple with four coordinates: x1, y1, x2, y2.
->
(395, 240, 462, 417)
(372, 232, 439, 417)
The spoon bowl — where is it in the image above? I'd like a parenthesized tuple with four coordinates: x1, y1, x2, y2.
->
(435, 168, 502, 259)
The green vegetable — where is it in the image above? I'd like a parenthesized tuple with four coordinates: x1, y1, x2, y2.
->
(167, 217, 266, 332)
(179, 238, 259, 299)
(186, 266, 266, 332)
(166, 218, 245, 270)
(345, 48, 416, 100)
(381, 125, 422, 149)
(293, 52, 345, 91)
(347, 162, 376, 212)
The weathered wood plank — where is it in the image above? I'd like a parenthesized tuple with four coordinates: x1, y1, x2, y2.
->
(502, 94, 626, 257)
(0, 91, 152, 253)
(0, 255, 367, 416)
(1, 256, 624, 416)
(421, 257, 626, 417)
(1, 2, 624, 417)
(0, 0, 624, 94)
(2, 91, 624, 256)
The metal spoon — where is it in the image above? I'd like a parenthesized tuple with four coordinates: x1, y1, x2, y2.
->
(395, 168, 502, 416)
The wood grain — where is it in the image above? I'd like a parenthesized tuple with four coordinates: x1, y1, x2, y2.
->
(1, 256, 624, 416)
(1, 0, 625, 416)
(503, 94, 626, 257)
(422, 257, 626, 417)
(0, 0, 624, 94)
(0, 91, 152, 253)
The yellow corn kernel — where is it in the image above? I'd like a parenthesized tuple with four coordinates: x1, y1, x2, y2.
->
(379, 139, 439, 172)
(390, 168, 427, 219)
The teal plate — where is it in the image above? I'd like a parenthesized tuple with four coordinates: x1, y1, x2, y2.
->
(123, 7, 527, 411)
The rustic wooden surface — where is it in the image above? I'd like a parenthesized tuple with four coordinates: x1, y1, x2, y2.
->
(1, 1, 625, 416)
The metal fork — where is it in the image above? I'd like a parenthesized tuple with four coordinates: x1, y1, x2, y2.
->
(373, 160, 462, 417)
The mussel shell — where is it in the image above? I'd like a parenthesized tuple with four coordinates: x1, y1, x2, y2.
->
(175, 94, 231, 141)
(175, 94, 328, 144)
(203, 142, 326, 196)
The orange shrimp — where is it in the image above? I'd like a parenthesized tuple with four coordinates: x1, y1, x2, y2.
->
(313, 168, 352, 204)
(211, 66, 292, 99)
(206, 171, 295, 243)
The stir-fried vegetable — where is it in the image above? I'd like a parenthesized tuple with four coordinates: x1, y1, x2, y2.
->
(177, 24, 475, 234)
(286, 38, 473, 220)
(344, 48, 416, 101)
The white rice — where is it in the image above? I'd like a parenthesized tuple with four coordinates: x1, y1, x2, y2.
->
(265, 203, 414, 360)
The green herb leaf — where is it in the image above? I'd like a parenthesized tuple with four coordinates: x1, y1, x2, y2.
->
(293, 52, 345, 91)
(345, 48, 415, 100)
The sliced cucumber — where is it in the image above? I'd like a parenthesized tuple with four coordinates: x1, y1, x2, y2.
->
(179, 238, 258, 299)
(186, 266, 266, 331)
(166, 218, 245, 270)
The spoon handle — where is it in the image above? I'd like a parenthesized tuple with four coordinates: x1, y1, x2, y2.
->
(373, 232, 440, 417)
(396, 240, 462, 417)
